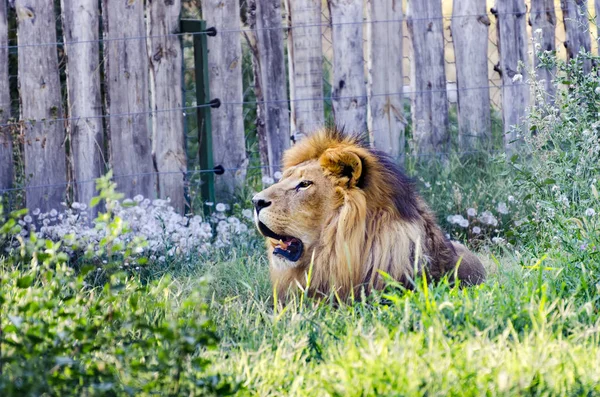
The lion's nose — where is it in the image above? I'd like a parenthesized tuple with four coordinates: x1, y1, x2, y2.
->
(252, 195, 272, 214)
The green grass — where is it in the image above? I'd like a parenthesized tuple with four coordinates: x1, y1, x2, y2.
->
(152, 240, 599, 396)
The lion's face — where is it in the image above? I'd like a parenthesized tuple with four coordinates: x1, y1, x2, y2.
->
(252, 160, 337, 267)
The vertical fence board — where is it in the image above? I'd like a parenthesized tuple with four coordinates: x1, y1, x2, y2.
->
(494, 0, 530, 153)
(284, 0, 324, 141)
(596, 0, 600, 48)
(102, 0, 155, 200)
(452, 0, 491, 150)
(328, 0, 367, 135)
(254, 0, 290, 176)
(0, 0, 12, 191)
(244, 0, 270, 181)
(561, 0, 592, 73)
(202, 0, 248, 199)
(61, 0, 105, 214)
(147, 0, 186, 213)
(407, 0, 449, 155)
(530, 0, 557, 102)
(16, 0, 67, 211)
(366, 0, 405, 163)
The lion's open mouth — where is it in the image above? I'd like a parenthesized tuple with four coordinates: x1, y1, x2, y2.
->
(257, 221, 304, 262)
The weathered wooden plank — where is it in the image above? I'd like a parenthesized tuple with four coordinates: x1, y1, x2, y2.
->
(328, 0, 367, 136)
(244, 0, 271, 180)
(529, 0, 557, 102)
(284, 0, 324, 141)
(61, 0, 105, 215)
(366, 0, 405, 163)
(16, 0, 67, 211)
(147, 0, 186, 213)
(254, 0, 290, 176)
(596, 0, 600, 47)
(452, 0, 491, 150)
(493, 0, 530, 153)
(561, 0, 592, 73)
(0, 0, 12, 191)
(201, 0, 248, 199)
(102, 0, 155, 200)
(407, 0, 449, 155)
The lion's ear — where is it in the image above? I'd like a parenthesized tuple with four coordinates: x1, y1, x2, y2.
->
(319, 148, 363, 188)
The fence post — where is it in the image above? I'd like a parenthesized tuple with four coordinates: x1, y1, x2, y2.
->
(252, 0, 290, 177)
(452, 0, 492, 151)
(102, 0, 155, 200)
(407, 0, 450, 156)
(284, 0, 325, 141)
(366, 0, 406, 164)
(493, 0, 530, 153)
(529, 0, 556, 103)
(15, 0, 67, 212)
(147, 0, 186, 213)
(180, 19, 216, 212)
(561, 0, 592, 74)
(201, 0, 248, 201)
(61, 0, 105, 216)
(328, 0, 368, 136)
(0, 0, 11, 192)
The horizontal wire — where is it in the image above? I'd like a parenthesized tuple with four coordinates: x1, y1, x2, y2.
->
(0, 150, 503, 194)
(0, 7, 570, 51)
(0, 83, 519, 129)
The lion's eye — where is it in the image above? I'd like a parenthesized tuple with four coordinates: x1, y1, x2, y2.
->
(295, 180, 313, 191)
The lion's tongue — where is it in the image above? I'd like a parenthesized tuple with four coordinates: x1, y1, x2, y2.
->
(273, 237, 303, 262)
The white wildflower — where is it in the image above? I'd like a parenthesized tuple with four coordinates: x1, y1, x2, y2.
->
(133, 194, 144, 203)
(472, 226, 481, 234)
(242, 209, 253, 219)
(216, 203, 226, 212)
(467, 208, 477, 217)
(497, 202, 509, 215)
(262, 176, 275, 186)
(508, 195, 515, 202)
(72, 202, 82, 210)
(479, 211, 498, 226)
(458, 219, 469, 228)
(558, 195, 569, 206)
(595, 87, 600, 95)
(273, 171, 283, 181)
(551, 185, 560, 192)
(585, 208, 596, 217)
(424, 182, 431, 189)
(492, 237, 505, 244)
(512, 73, 523, 83)
(236, 223, 249, 234)
(32, 208, 41, 216)
(49, 209, 58, 217)
(23, 215, 32, 223)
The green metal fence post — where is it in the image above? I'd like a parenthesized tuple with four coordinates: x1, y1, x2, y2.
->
(180, 19, 216, 214)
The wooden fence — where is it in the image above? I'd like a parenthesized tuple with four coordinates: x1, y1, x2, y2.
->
(0, 0, 598, 213)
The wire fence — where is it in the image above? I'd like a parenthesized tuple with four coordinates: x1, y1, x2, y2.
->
(0, 0, 596, 214)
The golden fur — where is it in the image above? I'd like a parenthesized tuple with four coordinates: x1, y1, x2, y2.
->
(252, 127, 485, 301)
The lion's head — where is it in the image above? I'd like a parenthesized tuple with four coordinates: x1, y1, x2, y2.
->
(253, 127, 485, 301)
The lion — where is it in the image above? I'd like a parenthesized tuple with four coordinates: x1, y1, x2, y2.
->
(252, 127, 486, 302)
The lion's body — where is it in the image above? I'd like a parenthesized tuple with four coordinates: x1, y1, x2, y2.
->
(253, 127, 485, 301)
